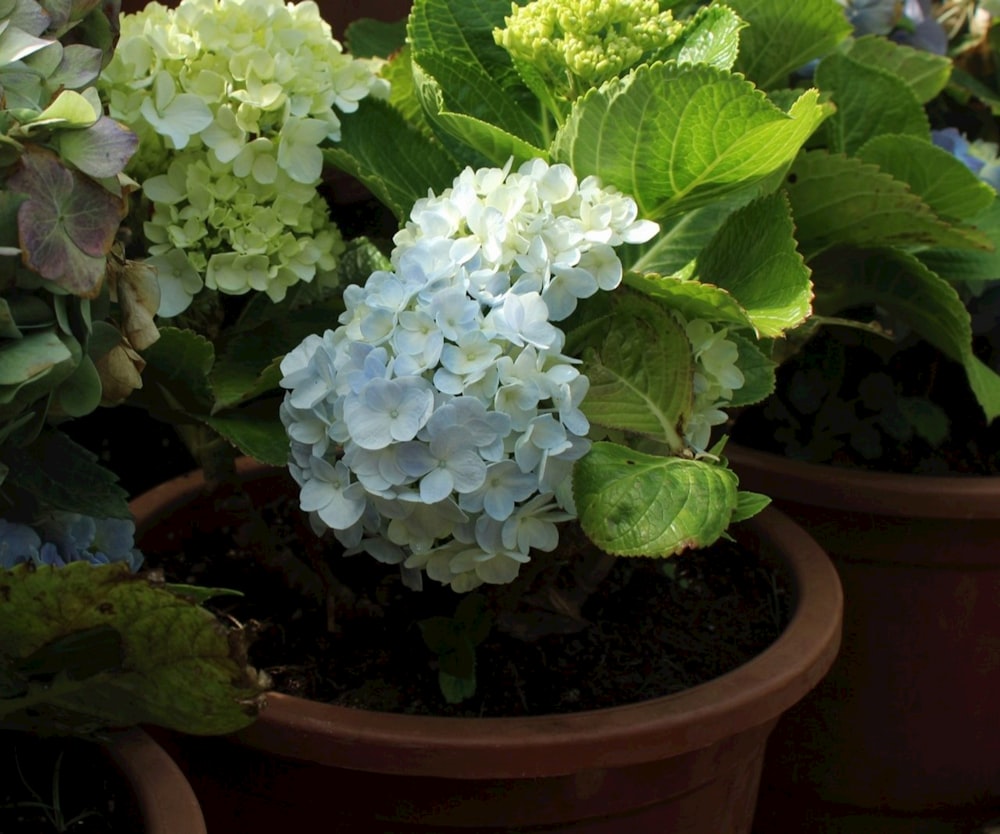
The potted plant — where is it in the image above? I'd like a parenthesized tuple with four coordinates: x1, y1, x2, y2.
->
(115, 0, 852, 831)
(721, 1, 1000, 829)
(0, 0, 266, 829)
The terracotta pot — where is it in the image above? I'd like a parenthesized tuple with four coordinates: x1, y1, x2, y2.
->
(1, 728, 206, 834)
(727, 444, 1000, 819)
(131, 459, 842, 834)
(101, 728, 209, 834)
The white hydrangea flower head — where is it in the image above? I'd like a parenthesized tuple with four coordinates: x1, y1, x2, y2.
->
(682, 318, 747, 453)
(281, 160, 658, 591)
(100, 0, 389, 315)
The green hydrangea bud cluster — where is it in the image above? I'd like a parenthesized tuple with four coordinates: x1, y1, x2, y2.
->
(100, 0, 387, 316)
(494, 0, 682, 97)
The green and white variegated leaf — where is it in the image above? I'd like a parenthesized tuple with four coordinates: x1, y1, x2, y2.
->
(785, 150, 992, 258)
(692, 191, 812, 337)
(846, 35, 952, 104)
(814, 51, 929, 156)
(573, 442, 739, 557)
(811, 248, 1000, 421)
(325, 98, 460, 221)
(567, 292, 693, 451)
(553, 62, 830, 221)
(726, 0, 852, 89)
(855, 135, 996, 223)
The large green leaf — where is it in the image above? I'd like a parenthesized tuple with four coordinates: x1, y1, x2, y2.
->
(814, 51, 929, 156)
(325, 98, 461, 220)
(0, 562, 265, 735)
(626, 202, 736, 276)
(918, 198, 1000, 286)
(0, 429, 130, 519)
(726, 331, 776, 407)
(553, 63, 830, 220)
(624, 272, 753, 330)
(408, 0, 546, 156)
(726, 0, 852, 89)
(568, 294, 693, 451)
(812, 248, 1000, 421)
(573, 442, 739, 556)
(411, 53, 547, 165)
(139, 326, 215, 415)
(661, 4, 746, 72)
(693, 191, 812, 336)
(204, 397, 289, 466)
(855, 135, 996, 223)
(785, 150, 992, 257)
(845, 35, 952, 104)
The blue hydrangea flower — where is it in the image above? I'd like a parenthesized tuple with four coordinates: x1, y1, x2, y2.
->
(932, 128, 1000, 191)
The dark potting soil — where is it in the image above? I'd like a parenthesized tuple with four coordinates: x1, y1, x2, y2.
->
(0, 735, 141, 834)
(730, 315, 1000, 476)
(138, 469, 789, 718)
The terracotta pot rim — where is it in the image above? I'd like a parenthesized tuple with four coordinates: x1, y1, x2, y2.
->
(726, 443, 1000, 519)
(131, 459, 842, 779)
(100, 727, 206, 834)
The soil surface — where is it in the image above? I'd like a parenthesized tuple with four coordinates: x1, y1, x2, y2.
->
(137, 468, 789, 718)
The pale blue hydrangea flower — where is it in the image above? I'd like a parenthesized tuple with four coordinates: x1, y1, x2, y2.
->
(280, 159, 659, 590)
(0, 515, 144, 572)
(932, 128, 1000, 192)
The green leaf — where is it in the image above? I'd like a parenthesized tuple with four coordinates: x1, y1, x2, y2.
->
(627, 202, 735, 276)
(662, 4, 746, 71)
(139, 326, 215, 416)
(438, 670, 475, 704)
(412, 52, 546, 165)
(27, 89, 99, 130)
(693, 191, 812, 336)
(54, 352, 101, 417)
(846, 35, 952, 104)
(0, 429, 130, 519)
(212, 297, 345, 410)
(58, 116, 138, 179)
(553, 63, 830, 221)
(814, 51, 929, 156)
(203, 397, 288, 465)
(624, 272, 753, 330)
(918, 198, 1000, 287)
(0, 562, 265, 735)
(408, 0, 546, 155)
(568, 293, 693, 450)
(730, 491, 771, 523)
(726, 331, 776, 407)
(812, 248, 1000, 421)
(573, 442, 739, 556)
(344, 17, 407, 58)
(325, 98, 460, 221)
(855, 135, 996, 223)
(785, 150, 992, 257)
(726, 0, 852, 89)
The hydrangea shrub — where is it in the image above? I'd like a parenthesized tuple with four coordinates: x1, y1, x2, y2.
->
(280, 160, 750, 591)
